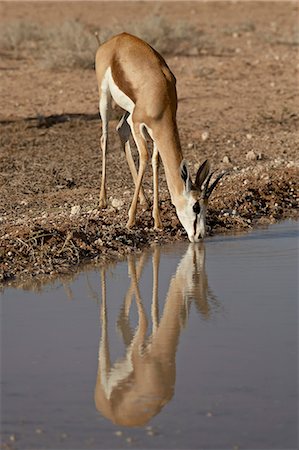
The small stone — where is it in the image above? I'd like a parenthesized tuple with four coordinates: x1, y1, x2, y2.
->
(187, 142, 194, 149)
(70, 205, 81, 218)
(223, 155, 231, 164)
(246, 133, 252, 140)
(115, 430, 123, 436)
(188, 47, 199, 56)
(246, 150, 257, 161)
(111, 198, 124, 209)
(201, 131, 209, 141)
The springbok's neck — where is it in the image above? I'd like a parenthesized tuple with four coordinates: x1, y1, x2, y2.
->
(152, 115, 184, 205)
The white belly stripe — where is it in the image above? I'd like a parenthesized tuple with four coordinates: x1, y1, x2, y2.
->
(101, 67, 135, 114)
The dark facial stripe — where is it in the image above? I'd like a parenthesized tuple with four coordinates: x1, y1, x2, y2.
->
(193, 217, 197, 235)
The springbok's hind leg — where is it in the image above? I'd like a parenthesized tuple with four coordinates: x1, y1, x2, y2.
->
(117, 113, 148, 208)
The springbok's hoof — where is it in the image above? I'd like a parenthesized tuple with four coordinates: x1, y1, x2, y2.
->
(154, 221, 163, 231)
(126, 220, 135, 229)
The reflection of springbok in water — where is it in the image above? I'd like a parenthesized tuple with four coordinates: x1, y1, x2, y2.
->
(95, 244, 216, 427)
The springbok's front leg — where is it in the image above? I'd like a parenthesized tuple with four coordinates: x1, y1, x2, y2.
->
(152, 143, 162, 230)
(126, 121, 149, 228)
(116, 113, 148, 208)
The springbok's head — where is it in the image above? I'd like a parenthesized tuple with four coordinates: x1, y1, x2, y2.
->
(176, 159, 226, 242)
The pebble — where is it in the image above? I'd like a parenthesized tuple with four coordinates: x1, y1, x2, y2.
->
(111, 198, 124, 209)
(201, 131, 209, 141)
(188, 46, 199, 56)
(223, 155, 231, 164)
(246, 150, 257, 161)
(70, 205, 81, 218)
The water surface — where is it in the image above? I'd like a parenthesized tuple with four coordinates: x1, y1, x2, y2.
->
(1, 221, 298, 449)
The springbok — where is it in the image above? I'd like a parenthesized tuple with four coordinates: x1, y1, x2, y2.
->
(95, 32, 225, 242)
(94, 243, 216, 426)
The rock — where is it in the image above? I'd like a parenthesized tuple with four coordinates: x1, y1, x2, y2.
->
(70, 205, 81, 218)
(201, 131, 209, 141)
(111, 198, 124, 209)
(188, 47, 199, 56)
(246, 150, 257, 161)
(246, 133, 253, 140)
(223, 155, 231, 164)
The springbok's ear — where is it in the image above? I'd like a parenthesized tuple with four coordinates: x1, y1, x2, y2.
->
(195, 159, 210, 189)
(180, 160, 192, 192)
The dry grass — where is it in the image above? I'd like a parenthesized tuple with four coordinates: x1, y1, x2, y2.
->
(0, 21, 44, 50)
(43, 21, 97, 69)
(0, 15, 202, 69)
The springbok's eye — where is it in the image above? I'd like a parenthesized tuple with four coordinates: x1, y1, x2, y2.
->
(193, 201, 201, 215)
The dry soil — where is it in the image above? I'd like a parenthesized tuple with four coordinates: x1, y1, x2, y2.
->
(0, 1, 298, 286)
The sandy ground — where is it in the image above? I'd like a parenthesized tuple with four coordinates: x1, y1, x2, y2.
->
(0, 1, 298, 287)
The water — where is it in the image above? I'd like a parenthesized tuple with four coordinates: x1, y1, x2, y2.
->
(1, 221, 298, 450)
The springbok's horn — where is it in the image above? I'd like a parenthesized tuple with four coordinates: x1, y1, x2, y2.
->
(204, 171, 228, 198)
(202, 171, 215, 197)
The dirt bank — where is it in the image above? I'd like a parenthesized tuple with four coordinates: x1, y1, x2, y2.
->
(0, 1, 298, 285)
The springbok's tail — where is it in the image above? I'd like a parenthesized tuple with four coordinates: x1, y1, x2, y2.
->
(94, 31, 101, 45)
